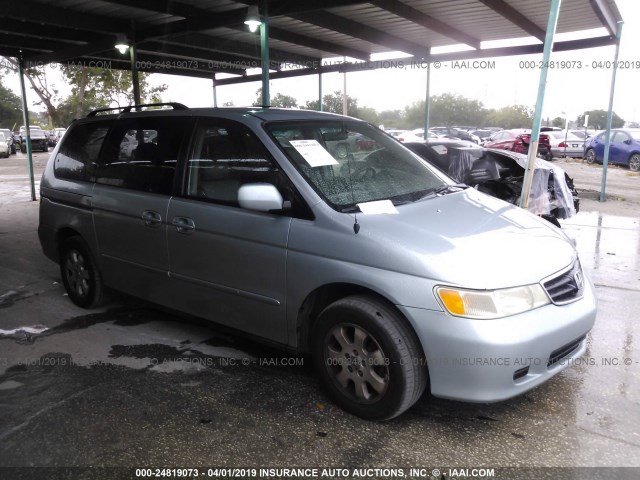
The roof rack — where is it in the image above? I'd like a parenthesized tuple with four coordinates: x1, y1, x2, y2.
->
(87, 102, 189, 117)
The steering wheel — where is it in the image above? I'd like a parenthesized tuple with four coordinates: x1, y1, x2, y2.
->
(353, 166, 377, 181)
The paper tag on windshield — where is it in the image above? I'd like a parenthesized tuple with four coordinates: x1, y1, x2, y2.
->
(357, 200, 399, 215)
(289, 140, 339, 167)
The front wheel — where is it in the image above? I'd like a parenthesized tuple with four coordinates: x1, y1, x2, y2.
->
(312, 295, 427, 420)
(585, 149, 596, 164)
(629, 153, 640, 172)
(60, 236, 104, 308)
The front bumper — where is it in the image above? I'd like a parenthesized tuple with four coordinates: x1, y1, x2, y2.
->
(398, 276, 597, 402)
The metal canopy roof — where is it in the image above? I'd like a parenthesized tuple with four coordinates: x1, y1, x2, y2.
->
(0, 0, 622, 83)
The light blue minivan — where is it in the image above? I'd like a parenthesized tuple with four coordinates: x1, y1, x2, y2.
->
(39, 104, 596, 419)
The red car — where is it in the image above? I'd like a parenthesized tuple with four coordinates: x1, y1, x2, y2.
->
(483, 129, 552, 161)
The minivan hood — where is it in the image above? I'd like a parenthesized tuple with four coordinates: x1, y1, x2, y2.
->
(354, 189, 575, 289)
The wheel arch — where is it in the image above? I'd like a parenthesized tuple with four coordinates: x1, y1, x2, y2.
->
(295, 282, 426, 363)
(55, 227, 84, 261)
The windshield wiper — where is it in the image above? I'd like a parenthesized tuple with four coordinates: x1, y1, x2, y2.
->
(416, 183, 468, 201)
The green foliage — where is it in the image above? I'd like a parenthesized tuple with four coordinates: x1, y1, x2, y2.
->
(355, 106, 380, 126)
(551, 116, 566, 128)
(377, 110, 403, 128)
(305, 91, 358, 116)
(252, 88, 298, 108)
(577, 109, 624, 130)
(0, 80, 23, 128)
(485, 105, 534, 129)
(403, 94, 486, 128)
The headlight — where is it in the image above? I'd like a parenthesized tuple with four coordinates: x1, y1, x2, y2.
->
(435, 284, 550, 319)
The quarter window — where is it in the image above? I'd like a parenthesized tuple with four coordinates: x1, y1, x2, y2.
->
(54, 122, 110, 181)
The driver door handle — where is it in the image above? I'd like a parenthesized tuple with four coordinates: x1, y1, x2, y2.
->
(172, 216, 195, 234)
(141, 210, 162, 227)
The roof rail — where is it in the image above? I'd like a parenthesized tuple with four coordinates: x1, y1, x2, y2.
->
(87, 102, 189, 117)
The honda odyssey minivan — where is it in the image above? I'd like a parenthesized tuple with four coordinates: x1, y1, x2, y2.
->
(38, 104, 597, 420)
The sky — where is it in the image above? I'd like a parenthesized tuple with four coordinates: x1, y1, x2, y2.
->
(3, 0, 639, 127)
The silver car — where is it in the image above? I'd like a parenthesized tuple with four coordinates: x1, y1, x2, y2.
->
(38, 105, 596, 420)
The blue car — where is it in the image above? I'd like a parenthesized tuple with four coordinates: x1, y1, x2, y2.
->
(584, 128, 640, 172)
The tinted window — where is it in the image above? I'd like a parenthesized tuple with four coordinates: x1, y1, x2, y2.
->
(185, 119, 286, 207)
(54, 122, 110, 181)
(95, 117, 190, 194)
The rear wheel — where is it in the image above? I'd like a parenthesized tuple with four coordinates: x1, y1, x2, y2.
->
(312, 295, 427, 420)
(585, 149, 596, 164)
(60, 236, 103, 308)
(629, 153, 640, 172)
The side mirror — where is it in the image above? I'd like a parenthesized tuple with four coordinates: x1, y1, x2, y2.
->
(238, 183, 286, 212)
(624, 139, 632, 145)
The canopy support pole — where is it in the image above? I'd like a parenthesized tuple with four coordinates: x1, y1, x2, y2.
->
(18, 57, 36, 202)
(600, 21, 624, 202)
(520, 0, 562, 210)
(318, 71, 323, 111)
(260, 0, 270, 107)
(423, 62, 431, 138)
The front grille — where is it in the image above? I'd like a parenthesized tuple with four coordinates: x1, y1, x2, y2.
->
(543, 260, 584, 304)
(547, 335, 585, 367)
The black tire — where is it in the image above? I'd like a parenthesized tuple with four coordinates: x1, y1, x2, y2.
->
(585, 148, 596, 164)
(312, 295, 427, 420)
(59, 236, 104, 308)
(20, 144, 26, 153)
(629, 153, 640, 172)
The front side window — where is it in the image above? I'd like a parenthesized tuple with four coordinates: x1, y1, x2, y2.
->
(266, 120, 449, 211)
(185, 119, 303, 214)
(94, 117, 190, 194)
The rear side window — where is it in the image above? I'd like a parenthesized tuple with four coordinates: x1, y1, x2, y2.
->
(54, 122, 109, 181)
(94, 116, 191, 194)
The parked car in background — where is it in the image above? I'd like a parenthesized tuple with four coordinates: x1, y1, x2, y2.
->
(584, 129, 640, 172)
(384, 129, 422, 143)
(0, 132, 9, 158)
(470, 129, 493, 143)
(47, 128, 67, 147)
(484, 129, 552, 161)
(431, 127, 477, 143)
(547, 131, 584, 158)
(0, 128, 15, 155)
(19, 126, 49, 152)
(410, 128, 442, 140)
(12, 132, 21, 152)
(404, 140, 579, 227)
(38, 104, 596, 420)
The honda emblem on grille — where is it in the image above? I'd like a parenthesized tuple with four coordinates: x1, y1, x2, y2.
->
(574, 270, 584, 289)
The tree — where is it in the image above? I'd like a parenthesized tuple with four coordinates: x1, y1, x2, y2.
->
(0, 80, 23, 128)
(486, 105, 534, 129)
(2, 57, 63, 126)
(577, 109, 624, 130)
(355, 106, 380, 126)
(305, 91, 358, 116)
(1, 57, 167, 127)
(403, 94, 486, 129)
(551, 116, 565, 128)
(378, 109, 403, 128)
(252, 88, 298, 108)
